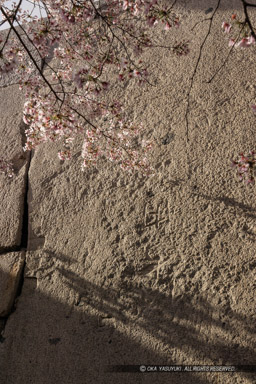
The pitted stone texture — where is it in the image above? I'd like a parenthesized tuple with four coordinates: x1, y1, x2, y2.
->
(0, 251, 25, 317)
(1, 1, 256, 384)
(0, 85, 30, 250)
(0, 250, 255, 384)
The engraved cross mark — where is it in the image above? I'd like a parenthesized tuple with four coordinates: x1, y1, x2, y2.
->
(144, 201, 169, 228)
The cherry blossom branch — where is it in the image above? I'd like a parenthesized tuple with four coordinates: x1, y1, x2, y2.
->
(241, 0, 256, 39)
(86, 2, 155, 85)
(59, 26, 100, 72)
(219, 6, 256, 184)
(10, 15, 69, 114)
(87, 1, 184, 84)
(94, 35, 115, 79)
(0, 0, 186, 176)
(66, 101, 138, 160)
(10, 15, 61, 78)
(0, 5, 63, 103)
(0, 0, 23, 54)
(206, 22, 246, 84)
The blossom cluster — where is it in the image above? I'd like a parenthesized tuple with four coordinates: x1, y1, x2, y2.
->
(231, 150, 256, 184)
(222, 14, 256, 185)
(0, 0, 188, 177)
(222, 14, 256, 48)
(172, 40, 189, 56)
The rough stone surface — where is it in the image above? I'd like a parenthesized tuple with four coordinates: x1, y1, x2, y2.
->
(0, 85, 30, 250)
(0, 1, 256, 384)
(0, 252, 25, 317)
(0, 21, 56, 251)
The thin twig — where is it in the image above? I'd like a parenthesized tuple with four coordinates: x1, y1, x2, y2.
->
(1, 6, 64, 103)
(207, 0, 256, 83)
(0, 0, 23, 55)
(184, 0, 221, 143)
(241, 0, 256, 39)
(206, 23, 246, 84)
(88, 0, 156, 86)
(191, 18, 211, 32)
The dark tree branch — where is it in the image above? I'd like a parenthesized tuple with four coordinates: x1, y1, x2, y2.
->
(0, 0, 23, 55)
(206, 23, 246, 84)
(206, 0, 256, 83)
(241, 0, 256, 39)
(1, 0, 179, 164)
(0, 5, 63, 103)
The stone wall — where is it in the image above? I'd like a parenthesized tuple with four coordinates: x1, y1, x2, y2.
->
(0, 1, 256, 383)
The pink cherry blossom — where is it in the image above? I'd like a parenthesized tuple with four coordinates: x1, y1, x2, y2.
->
(248, 35, 255, 45)
(222, 22, 231, 33)
(0, 0, 185, 177)
(147, 17, 158, 27)
(235, 37, 255, 48)
(231, 150, 256, 185)
(251, 104, 256, 113)
(165, 22, 171, 31)
(228, 38, 235, 47)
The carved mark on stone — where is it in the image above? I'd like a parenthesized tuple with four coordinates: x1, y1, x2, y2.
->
(144, 200, 169, 229)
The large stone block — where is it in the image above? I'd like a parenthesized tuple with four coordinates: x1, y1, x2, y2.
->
(0, 251, 25, 317)
(0, 85, 29, 250)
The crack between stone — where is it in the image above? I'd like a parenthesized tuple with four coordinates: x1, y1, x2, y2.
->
(0, 41, 57, 342)
(0, 123, 32, 342)
(0, 259, 26, 343)
(20, 150, 31, 250)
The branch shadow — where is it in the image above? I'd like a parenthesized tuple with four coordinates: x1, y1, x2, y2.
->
(1, 250, 255, 384)
(176, 0, 244, 11)
(190, 187, 256, 220)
